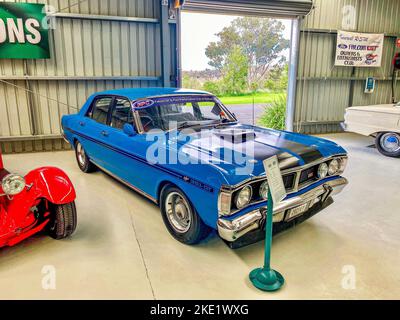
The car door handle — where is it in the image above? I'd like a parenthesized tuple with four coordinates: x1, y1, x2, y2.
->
(79, 121, 85, 127)
(101, 130, 109, 137)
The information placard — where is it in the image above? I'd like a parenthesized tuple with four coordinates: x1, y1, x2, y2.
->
(263, 156, 287, 207)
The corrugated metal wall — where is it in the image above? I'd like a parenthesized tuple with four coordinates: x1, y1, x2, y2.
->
(295, 0, 400, 134)
(0, 0, 178, 153)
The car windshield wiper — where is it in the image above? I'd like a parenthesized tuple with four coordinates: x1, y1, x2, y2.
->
(176, 121, 202, 130)
(212, 119, 237, 128)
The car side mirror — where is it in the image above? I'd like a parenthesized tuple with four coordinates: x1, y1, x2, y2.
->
(123, 123, 137, 137)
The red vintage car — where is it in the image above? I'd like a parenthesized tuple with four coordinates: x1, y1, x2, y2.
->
(0, 151, 77, 248)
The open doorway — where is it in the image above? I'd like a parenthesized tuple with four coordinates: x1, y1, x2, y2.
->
(181, 11, 292, 129)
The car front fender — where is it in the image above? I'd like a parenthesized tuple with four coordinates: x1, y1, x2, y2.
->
(24, 167, 76, 205)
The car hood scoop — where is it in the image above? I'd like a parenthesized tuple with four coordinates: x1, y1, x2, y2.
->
(214, 128, 256, 143)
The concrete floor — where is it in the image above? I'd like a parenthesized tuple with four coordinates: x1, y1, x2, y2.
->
(0, 132, 399, 300)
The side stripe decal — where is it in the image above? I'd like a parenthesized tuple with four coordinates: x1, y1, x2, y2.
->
(65, 127, 215, 193)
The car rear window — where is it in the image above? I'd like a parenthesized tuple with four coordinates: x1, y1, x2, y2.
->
(91, 97, 113, 124)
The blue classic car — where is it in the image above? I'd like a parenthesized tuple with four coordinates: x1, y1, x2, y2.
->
(62, 88, 348, 248)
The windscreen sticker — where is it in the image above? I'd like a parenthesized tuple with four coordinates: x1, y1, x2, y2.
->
(132, 95, 217, 109)
(133, 99, 155, 109)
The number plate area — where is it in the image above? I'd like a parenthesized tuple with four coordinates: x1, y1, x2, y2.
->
(285, 199, 316, 221)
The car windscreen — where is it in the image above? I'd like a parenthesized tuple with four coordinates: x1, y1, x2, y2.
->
(132, 95, 235, 132)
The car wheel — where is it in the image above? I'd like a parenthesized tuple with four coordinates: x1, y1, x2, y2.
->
(75, 141, 97, 173)
(47, 201, 77, 240)
(375, 132, 400, 158)
(160, 186, 211, 245)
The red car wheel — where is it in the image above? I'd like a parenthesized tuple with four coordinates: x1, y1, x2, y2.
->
(47, 201, 78, 240)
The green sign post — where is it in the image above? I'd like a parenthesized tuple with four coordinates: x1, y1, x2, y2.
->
(0, 3, 49, 59)
(249, 156, 285, 292)
(249, 190, 285, 291)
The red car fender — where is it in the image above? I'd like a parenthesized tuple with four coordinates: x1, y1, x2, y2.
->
(0, 167, 75, 247)
(24, 167, 76, 205)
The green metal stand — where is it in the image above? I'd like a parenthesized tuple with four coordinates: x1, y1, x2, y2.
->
(249, 190, 285, 292)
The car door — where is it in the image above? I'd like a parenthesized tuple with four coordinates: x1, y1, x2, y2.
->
(105, 97, 157, 198)
(79, 96, 115, 169)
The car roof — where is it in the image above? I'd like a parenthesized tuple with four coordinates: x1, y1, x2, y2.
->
(93, 87, 212, 101)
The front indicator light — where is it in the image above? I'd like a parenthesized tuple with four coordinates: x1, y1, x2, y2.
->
(218, 192, 232, 216)
(339, 157, 348, 173)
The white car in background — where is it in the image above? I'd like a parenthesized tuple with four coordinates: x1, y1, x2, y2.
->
(343, 102, 400, 157)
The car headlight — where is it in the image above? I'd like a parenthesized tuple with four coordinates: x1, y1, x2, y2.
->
(259, 181, 269, 199)
(1, 174, 26, 196)
(328, 159, 340, 176)
(317, 163, 329, 179)
(235, 185, 252, 209)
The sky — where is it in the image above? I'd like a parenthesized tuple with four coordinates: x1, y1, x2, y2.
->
(181, 12, 292, 71)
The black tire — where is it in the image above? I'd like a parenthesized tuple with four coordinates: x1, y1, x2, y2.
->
(375, 132, 400, 158)
(75, 140, 97, 173)
(48, 201, 78, 240)
(160, 185, 211, 245)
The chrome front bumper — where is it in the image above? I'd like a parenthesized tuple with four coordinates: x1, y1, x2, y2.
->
(217, 177, 348, 242)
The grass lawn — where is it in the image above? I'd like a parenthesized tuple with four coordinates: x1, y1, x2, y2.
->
(218, 92, 285, 105)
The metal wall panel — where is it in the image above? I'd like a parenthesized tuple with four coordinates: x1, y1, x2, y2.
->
(352, 81, 400, 106)
(296, 0, 400, 134)
(294, 79, 351, 131)
(298, 32, 352, 79)
(0, 0, 176, 153)
(25, 19, 162, 78)
(26, 0, 159, 18)
(0, 81, 33, 136)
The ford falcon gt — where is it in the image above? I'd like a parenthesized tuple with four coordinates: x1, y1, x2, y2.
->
(62, 88, 348, 248)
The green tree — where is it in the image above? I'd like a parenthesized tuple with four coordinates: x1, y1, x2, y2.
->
(206, 17, 289, 87)
(182, 73, 202, 90)
(203, 80, 222, 95)
(264, 64, 288, 92)
(220, 46, 248, 95)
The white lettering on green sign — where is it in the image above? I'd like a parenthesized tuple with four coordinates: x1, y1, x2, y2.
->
(0, 18, 41, 44)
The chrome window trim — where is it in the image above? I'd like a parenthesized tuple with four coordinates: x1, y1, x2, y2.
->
(219, 154, 348, 216)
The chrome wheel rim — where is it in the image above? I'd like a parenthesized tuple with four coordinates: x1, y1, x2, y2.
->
(165, 192, 191, 233)
(380, 133, 400, 153)
(76, 143, 86, 166)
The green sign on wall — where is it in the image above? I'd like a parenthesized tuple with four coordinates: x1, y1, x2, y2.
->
(0, 3, 49, 59)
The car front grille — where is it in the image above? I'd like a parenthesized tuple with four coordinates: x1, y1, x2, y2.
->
(298, 165, 319, 185)
(282, 173, 296, 190)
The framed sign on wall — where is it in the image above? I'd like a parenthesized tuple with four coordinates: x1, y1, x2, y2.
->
(335, 30, 384, 67)
(0, 2, 49, 59)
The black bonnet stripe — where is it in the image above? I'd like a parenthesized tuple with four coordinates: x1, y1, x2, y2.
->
(255, 135, 323, 165)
